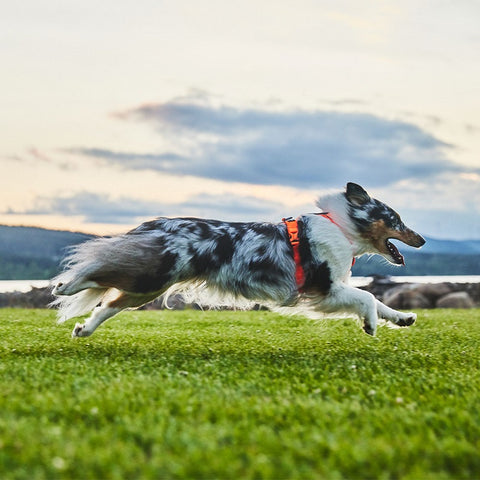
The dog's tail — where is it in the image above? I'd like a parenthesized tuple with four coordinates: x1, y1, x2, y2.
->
(51, 233, 166, 321)
(51, 238, 114, 322)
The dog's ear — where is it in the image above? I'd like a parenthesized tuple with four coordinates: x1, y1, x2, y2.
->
(345, 182, 370, 206)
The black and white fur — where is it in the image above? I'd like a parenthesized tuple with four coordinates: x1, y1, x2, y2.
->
(52, 183, 425, 337)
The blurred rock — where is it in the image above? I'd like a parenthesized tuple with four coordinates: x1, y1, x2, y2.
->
(436, 291, 475, 308)
(383, 287, 432, 309)
(361, 277, 478, 309)
(413, 283, 452, 302)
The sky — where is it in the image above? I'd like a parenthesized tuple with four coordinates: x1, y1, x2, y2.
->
(1, 0, 480, 240)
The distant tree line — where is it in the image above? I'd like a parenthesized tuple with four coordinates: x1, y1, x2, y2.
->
(352, 252, 480, 277)
(0, 255, 59, 280)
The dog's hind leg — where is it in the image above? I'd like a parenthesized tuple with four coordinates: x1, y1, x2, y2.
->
(72, 304, 121, 338)
(376, 301, 417, 327)
(72, 291, 160, 338)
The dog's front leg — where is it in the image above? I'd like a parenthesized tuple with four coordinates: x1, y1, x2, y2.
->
(321, 284, 379, 335)
(376, 300, 417, 327)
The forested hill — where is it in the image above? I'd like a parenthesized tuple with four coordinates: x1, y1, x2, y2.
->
(0, 225, 479, 280)
(0, 226, 93, 280)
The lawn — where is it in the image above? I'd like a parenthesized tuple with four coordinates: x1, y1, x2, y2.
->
(0, 308, 479, 479)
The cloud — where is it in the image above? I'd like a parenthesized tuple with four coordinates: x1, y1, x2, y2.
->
(4, 191, 285, 224)
(67, 148, 188, 172)
(5, 192, 161, 224)
(178, 193, 284, 220)
(69, 98, 463, 189)
(4, 147, 73, 170)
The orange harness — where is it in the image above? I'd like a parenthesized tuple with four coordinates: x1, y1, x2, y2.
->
(283, 217, 306, 290)
(283, 214, 356, 291)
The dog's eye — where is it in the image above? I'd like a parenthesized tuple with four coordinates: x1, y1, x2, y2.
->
(389, 212, 402, 226)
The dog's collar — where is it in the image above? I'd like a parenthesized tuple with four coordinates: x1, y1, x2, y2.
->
(317, 213, 356, 267)
(283, 214, 356, 292)
(316, 212, 341, 229)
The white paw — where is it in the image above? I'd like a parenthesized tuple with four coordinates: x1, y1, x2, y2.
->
(397, 312, 417, 327)
(72, 323, 91, 338)
(53, 282, 67, 295)
(363, 319, 377, 336)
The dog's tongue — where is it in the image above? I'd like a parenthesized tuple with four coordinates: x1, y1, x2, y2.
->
(387, 240, 405, 266)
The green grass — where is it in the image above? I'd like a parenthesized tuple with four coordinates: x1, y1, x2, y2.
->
(0, 308, 479, 480)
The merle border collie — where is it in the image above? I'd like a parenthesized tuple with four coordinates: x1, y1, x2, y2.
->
(52, 183, 425, 338)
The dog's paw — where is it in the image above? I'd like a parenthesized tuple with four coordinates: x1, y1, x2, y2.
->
(72, 323, 91, 338)
(363, 321, 376, 336)
(53, 282, 67, 295)
(396, 313, 417, 327)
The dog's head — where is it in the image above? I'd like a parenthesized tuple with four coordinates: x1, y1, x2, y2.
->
(343, 182, 425, 265)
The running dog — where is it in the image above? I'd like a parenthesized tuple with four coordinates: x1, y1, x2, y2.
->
(52, 183, 425, 337)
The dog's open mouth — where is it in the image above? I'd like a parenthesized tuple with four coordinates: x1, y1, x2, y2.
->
(386, 239, 405, 266)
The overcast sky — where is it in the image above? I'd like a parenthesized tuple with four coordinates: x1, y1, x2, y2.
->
(1, 0, 479, 239)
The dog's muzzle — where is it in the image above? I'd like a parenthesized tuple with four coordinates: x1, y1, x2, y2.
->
(387, 228, 425, 265)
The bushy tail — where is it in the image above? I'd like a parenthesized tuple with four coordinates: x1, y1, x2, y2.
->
(51, 233, 163, 321)
(50, 287, 109, 323)
(50, 239, 112, 322)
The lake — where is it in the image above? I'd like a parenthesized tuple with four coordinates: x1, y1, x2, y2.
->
(1, 276, 480, 293)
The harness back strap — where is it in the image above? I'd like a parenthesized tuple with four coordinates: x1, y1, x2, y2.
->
(282, 217, 306, 290)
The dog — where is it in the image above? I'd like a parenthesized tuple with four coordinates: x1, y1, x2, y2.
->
(52, 182, 425, 337)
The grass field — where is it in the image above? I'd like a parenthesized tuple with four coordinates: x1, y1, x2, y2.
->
(0, 308, 479, 479)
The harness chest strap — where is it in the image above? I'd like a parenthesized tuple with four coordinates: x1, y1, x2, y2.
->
(283, 214, 356, 291)
(282, 217, 306, 290)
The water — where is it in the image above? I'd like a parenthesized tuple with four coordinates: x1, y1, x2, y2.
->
(350, 275, 480, 287)
(0, 280, 51, 293)
(1, 276, 480, 293)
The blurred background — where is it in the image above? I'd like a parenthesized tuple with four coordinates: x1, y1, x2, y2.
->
(1, 0, 479, 280)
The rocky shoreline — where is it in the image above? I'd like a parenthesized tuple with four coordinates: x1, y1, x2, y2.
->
(0, 277, 479, 310)
(359, 276, 479, 309)
(0, 286, 56, 309)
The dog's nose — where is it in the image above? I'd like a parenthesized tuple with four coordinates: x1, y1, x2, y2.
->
(411, 231, 426, 248)
(401, 228, 426, 248)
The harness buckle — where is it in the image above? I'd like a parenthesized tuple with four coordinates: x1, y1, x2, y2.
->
(282, 217, 300, 245)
